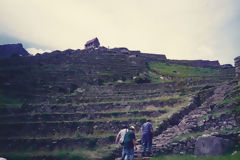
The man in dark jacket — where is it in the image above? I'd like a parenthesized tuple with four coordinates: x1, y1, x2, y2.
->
(141, 119, 153, 156)
(123, 126, 137, 160)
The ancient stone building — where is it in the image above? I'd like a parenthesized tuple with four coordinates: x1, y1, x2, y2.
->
(234, 56, 240, 81)
(85, 37, 100, 49)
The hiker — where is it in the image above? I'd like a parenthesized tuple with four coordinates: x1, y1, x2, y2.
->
(115, 125, 128, 160)
(141, 119, 153, 157)
(123, 126, 137, 160)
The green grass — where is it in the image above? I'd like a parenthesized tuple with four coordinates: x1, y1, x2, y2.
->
(173, 127, 240, 143)
(1, 151, 86, 160)
(237, 106, 240, 113)
(0, 116, 147, 125)
(0, 109, 167, 118)
(70, 95, 182, 105)
(148, 62, 217, 78)
(0, 144, 119, 160)
(211, 109, 233, 118)
(218, 96, 240, 105)
(21, 95, 180, 108)
(148, 72, 173, 83)
(172, 131, 206, 142)
(0, 94, 22, 108)
(152, 152, 240, 160)
(197, 114, 208, 122)
(217, 127, 240, 134)
(103, 79, 133, 85)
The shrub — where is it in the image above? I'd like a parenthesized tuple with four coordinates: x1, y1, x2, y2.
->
(134, 73, 151, 84)
(98, 79, 104, 86)
(75, 129, 82, 138)
(88, 138, 97, 148)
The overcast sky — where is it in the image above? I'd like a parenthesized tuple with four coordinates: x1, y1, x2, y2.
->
(0, 0, 239, 64)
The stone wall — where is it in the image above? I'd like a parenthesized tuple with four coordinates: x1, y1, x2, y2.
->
(0, 136, 115, 152)
(157, 132, 239, 155)
(154, 86, 214, 136)
(234, 56, 240, 81)
(168, 60, 220, 68)
(0, 119, 144, 137)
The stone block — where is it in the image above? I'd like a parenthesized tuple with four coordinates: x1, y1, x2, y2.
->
(194, 135, 233, 157)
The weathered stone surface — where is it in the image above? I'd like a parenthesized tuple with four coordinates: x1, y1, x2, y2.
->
(194, 135, 233, 156)
(234, 56, 240, 81)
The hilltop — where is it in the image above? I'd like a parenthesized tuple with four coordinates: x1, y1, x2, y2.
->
(0, 45, 239, 160)
(0, 43, 29, 59)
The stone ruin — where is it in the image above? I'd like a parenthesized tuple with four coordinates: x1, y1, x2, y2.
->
(0, 43, 238, 159)
(85, 37, 100, 49)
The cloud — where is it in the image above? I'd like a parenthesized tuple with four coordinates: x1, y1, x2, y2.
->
(0, 0, 239, 64)
(26, 48, 51, 55)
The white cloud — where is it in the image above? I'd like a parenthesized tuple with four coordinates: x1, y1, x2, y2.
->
(26, 48, 51, 55)
(0, 0, 239, 64)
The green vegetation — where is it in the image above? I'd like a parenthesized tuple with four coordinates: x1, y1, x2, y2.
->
(221, 97, 240, 104)
(148, 72, 173, 83)
(217, 127, 240, 134)
(148, 62, 217, 78)
(218, 96, 240, 105)
(198, 114, 208, 122)
(0, 116, 148, 125)
(103, 79, 133, 85)
(0, 146, 117, 160)
(173, 127, 240, 143)
(0, 94, 22, 108)
(152, 152, 240, 160)
(134, 72, 151, 83)
(237, 106, 240, 113)
(70, 95, 183, 106)
(172, 132, 206, 142)
(211, 109, 233, 118)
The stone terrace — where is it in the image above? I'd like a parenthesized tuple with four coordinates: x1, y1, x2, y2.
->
(0, 48, 236, 159)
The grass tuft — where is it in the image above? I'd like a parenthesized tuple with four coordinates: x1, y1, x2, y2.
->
(152, 152, 240, 160)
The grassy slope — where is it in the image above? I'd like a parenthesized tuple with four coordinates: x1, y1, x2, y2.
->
(148, 62, 217, 78)
(1, 144, 118, 160)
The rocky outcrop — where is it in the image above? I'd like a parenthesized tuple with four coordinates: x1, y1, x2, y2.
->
(194, 135, 233, 156)
(0, 43, 29, 58)
(234, 56, 240, 81)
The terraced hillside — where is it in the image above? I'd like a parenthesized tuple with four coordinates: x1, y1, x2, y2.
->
(0, 48, 236, 160)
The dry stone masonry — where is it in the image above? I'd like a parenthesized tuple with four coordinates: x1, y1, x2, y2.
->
(0, 45, 238, 159)
(122, 82, 239, 159)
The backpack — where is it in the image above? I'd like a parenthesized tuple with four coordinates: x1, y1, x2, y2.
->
(119, 129, 128, 145)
